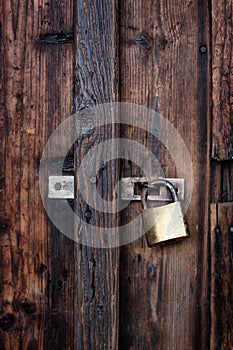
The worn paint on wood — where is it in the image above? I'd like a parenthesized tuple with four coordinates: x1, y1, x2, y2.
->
(210, 203, 233, 350)
(211, 0, 233, 160)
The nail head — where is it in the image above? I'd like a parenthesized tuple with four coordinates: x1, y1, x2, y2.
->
(200, 45, 207, 54)
(84, 210, 92, 219)
(90, 176, 97, 184)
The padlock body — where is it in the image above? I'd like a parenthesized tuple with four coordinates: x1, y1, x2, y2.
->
(142, 201, 188, 247)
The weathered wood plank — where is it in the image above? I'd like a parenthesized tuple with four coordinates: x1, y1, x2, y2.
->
(211, 0, 233, 160)
(74, 1, 119, 349)
(210, 203, 233, 350)
(119, 1, 211, 348)
(0, 1, 75, 349)
(211, 161, 233, 203)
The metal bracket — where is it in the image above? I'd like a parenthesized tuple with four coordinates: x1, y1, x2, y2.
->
(48, 176, 184, 201)
(120, 177, 185, 201)
(48, 176, 74, 199)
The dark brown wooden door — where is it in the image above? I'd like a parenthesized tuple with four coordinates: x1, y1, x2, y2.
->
(0, 0, 232, 349)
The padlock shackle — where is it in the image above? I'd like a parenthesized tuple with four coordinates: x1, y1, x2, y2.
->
(141, 178, 178, 210)
(142, 187, 149, 210)
(149, 178, 179, 202)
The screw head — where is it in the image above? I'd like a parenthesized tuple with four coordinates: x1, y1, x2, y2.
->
(54, 183, 61, 191)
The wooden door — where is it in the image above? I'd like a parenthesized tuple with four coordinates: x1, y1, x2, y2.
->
(0, 0, 232, 349)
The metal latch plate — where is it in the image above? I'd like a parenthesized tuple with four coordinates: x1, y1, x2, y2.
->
(48, 176, 184, 201)
(48, 176, 74, 199)
(120, 177, 185, 201)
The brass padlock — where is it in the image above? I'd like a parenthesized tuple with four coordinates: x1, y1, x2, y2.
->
(142, 179, 188, 247)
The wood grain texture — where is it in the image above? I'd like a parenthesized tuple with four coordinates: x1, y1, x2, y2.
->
(74, 0, 119, 349)
(210, 203, 233, 350)
(211, 0, 233, 160)
(1, 0, 232, 349)
(211, 161, 233, 203)
(119, 1, 211, 349)
(0, 0, 75, 349)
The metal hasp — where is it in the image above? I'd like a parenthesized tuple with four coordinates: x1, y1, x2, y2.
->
(48, 176, 185, 202)
(120, 177, 185, 201)
(48, 176, 74, 199)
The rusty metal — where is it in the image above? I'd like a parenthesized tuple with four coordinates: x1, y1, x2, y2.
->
(121, 177, 184, 201)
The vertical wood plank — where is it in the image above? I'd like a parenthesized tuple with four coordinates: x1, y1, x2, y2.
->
(211, 0, 233, 160)
(211, 161, 233, 203)
(210, 203, 233, 350)
(74, 1, 119, 349)
(0, 1, 75, 349)
(119, 1, 211, 348)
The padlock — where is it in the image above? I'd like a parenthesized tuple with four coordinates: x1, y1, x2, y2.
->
(141, 179, 188, 247)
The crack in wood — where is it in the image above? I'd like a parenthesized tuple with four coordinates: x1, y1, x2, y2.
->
(37, 32, 74, 45)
